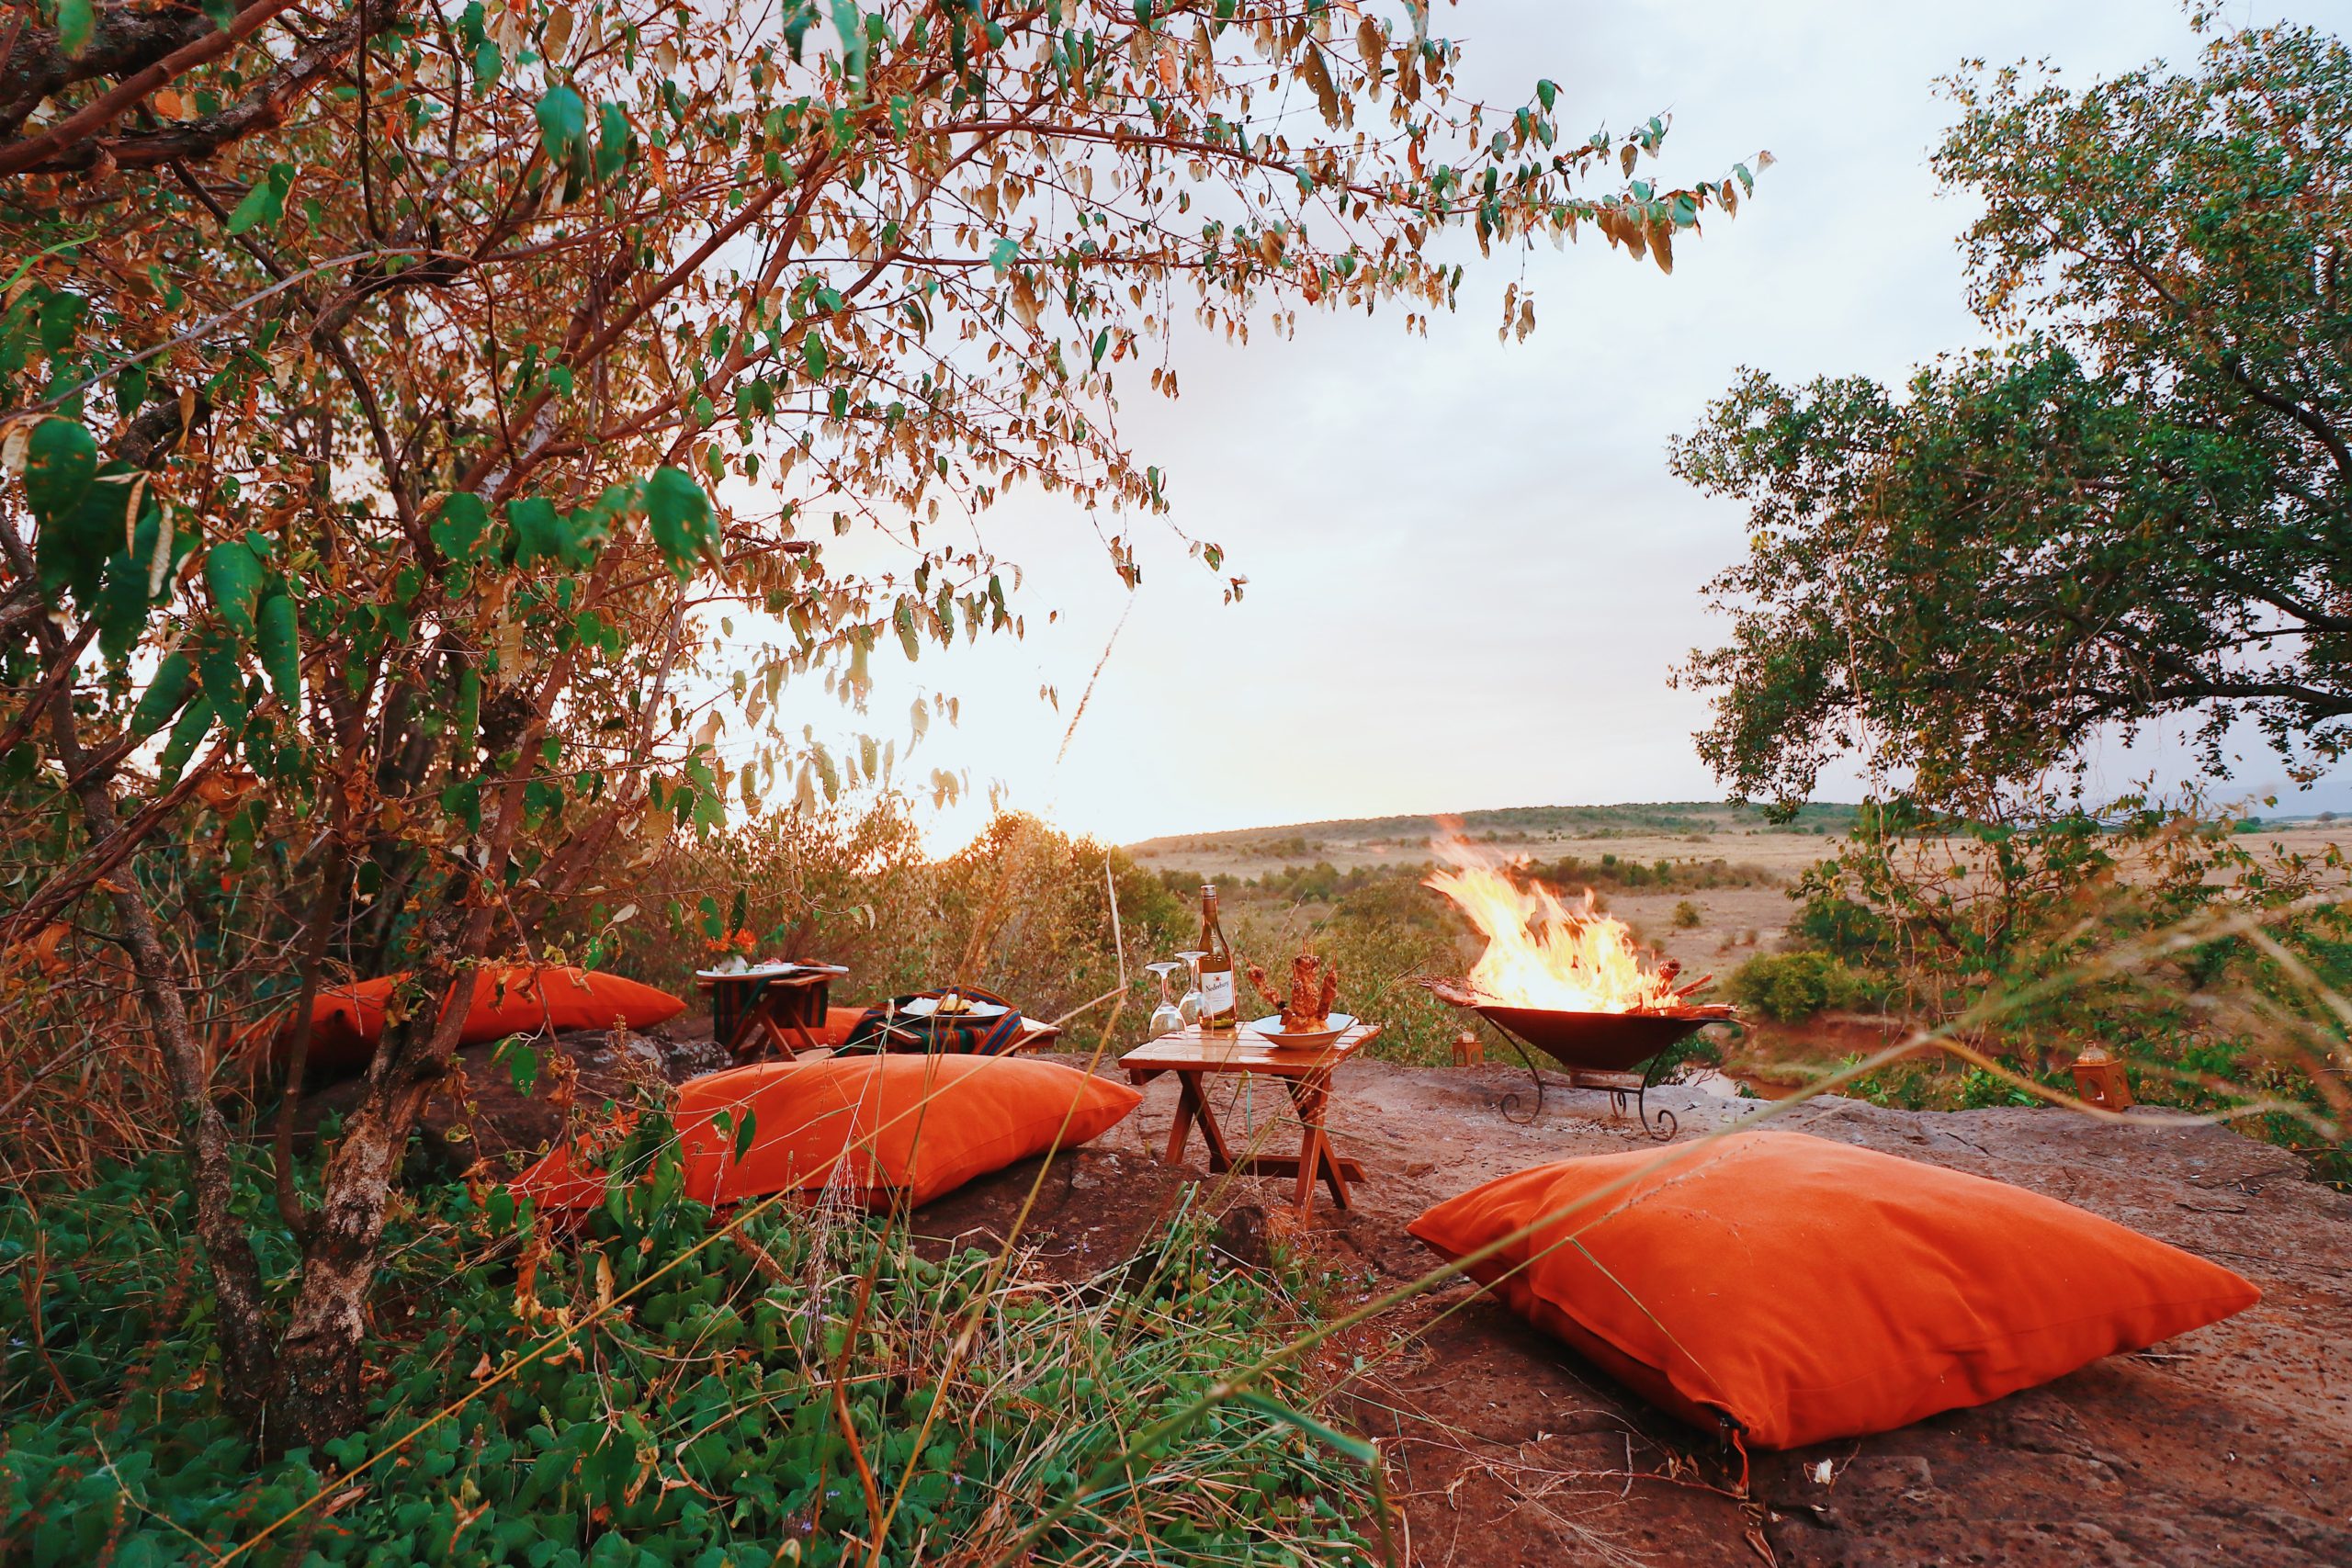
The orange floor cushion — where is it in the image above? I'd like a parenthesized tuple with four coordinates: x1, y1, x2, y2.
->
(1408, 1131, 2259, 1450)
(284, 964, 686, 1073)
(510, 1054, 1140, 1213)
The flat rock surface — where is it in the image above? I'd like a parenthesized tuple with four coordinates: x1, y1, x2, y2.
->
(1021, 1052, 2352, 1568)
(298, 1023, 727, 1173)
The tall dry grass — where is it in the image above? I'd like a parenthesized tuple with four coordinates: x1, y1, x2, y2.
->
(557, 798, 1195, 1025)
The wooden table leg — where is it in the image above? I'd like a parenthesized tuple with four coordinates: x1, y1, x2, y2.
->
(1185, 1071, 1236, 1171)
(1160, 1071, 1236, 1172)
(1285, 1072, 1351, 1218)
(1161, 1074, 1198, 1164)
(724, 1009, 764, 1063)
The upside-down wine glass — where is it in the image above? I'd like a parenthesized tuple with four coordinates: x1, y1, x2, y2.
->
(1174, 950, 1207, 1027)
(1146, 961, 1184, 1037)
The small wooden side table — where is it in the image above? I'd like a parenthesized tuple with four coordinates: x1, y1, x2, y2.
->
(1120, 1021, 1378, 1222)
(696, 964, 847, 1062)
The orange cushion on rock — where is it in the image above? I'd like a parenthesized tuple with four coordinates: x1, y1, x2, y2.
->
(462, 964, 686, 1043)
(288, 964, 685, 1073)
(1407, 1131, 2258, 1450)
(511, 1054, 1139, 1213)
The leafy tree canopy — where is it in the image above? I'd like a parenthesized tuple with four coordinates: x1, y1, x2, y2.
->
(0, 0, 1755, 1446)
(1673, 18, 2349, 813)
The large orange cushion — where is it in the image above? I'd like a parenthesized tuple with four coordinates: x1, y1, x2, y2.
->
(285, 964, 685, 1073)
(510, 1054, 1140, 1212)
(1407, 1131, 2259, 1450)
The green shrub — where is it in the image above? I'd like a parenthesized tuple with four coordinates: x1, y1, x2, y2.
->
(1728, 950, 1878, 1023)
(2, 1155, 1383, 1565)
(1671, 899, 1702, 930)
(1792, 889, 1894, 964)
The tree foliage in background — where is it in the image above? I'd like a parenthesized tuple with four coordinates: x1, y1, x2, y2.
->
(1668, 15, 2349, 1172)
(571, 797, 1190, 1013)
(1673, 19, 2350, 812)
(0, 0, 1758, 1447)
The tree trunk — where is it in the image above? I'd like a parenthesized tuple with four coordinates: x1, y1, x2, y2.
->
(44, 705, 278, 1418)
(268, 575, 594, 1446)
(265, 908, 485, 1448)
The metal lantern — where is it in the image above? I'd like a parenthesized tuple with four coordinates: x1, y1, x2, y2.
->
(1452, 1030, 1484, 1066)
(2070, 1043, 2133, 1110)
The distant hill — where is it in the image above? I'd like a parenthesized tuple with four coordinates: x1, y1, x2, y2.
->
(1127, 801, 1859, 866)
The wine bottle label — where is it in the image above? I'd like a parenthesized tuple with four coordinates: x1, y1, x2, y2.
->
(1199, 966, 1236, 1020)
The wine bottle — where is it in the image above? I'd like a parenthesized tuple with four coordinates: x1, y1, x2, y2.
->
(1197, 884, 1237, 1031)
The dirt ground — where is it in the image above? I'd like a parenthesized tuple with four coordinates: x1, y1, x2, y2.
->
(925, 1053, 2352, 1568)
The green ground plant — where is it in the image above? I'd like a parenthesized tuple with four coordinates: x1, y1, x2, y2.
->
(1, 1149, 1379, 1565)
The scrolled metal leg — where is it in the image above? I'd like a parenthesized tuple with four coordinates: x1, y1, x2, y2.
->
(1487, 1027, 1545, 1125)
(1636, 1078, 1677, 1140)
(1636, 1053, 1674, 1142)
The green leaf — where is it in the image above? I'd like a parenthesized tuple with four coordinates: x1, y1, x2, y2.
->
(195, 635, 250, 739)
(23, 416, 97, 521)
(432, 492, 490, 562)
(508, 496, 564, 565)
(1233, 1391, 1378, 1465)
(225, 164, 293, 235)
(442, 777, 482, 833)
(595, 102, 631, 180)
(156, 694, 214, 785)
(500, 1037, 541, 1094)
(453, 666, 481, 756)
(129, 651, 195, 738)
(988, 236, 1020, 276)
(643, 467, 714, 576)
(94, 542, 155, 661)
(799, 333, 828, 379)
(203, 539, 266, 639)
(255, 593, 300, 707)
(35, 288, 86, 355)
(36, 468, 128, 604)
(536, 85, 589, 163)
(56, 0, 94, 59)
(893, 599, 919, 661)
(830, 0, 868, 94)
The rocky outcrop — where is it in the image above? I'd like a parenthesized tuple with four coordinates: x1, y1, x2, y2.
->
(297, 1022, 730, 1174)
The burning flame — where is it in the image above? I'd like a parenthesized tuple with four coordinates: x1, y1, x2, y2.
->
(1424, 833, 1681, 1013)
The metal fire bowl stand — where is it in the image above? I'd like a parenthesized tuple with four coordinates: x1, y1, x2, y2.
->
(1466, 1004, 1714, 1140)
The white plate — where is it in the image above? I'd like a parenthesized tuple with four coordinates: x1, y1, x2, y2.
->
(695, 962, 849, 980)
(899, 996, 1010, 1021)
(1245, 1011, 1354, 1046)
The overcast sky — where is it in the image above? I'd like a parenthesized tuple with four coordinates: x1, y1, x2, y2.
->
(761, 0, 2352, 847)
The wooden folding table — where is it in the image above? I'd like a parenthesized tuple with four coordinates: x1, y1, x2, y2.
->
(696, 964, 848, 1062)
(1119, 1021, 1378, 1221)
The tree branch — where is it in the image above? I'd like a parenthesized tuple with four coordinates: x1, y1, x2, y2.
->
(0, 0, 309, 180)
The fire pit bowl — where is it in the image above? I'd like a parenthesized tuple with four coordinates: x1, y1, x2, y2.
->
(1469, 1004, 1712, 1076)
(1427, 981, 1736, 1139)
